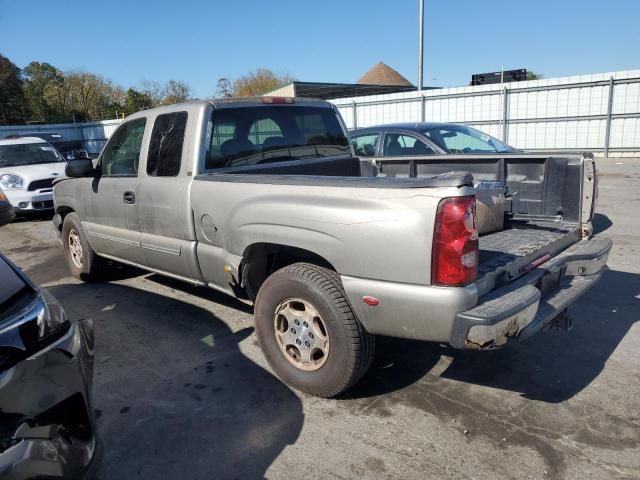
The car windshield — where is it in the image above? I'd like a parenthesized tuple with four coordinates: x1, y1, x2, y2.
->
(205, 105, 350, 169)
(424, 125, 513, 154)
(0, 142, 65, 167)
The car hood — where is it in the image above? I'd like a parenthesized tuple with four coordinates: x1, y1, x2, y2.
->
(0, 162, 66, 182)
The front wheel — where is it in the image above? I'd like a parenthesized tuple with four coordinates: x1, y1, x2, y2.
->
(255, 263, 375, 397)
(61, 213, 106, 282)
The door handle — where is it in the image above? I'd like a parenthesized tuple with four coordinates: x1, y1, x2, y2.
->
(123, 191, 136, 204)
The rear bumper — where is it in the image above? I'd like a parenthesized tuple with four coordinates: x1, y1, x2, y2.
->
(0, 318, 99, 479)
(450, 236, 612, 349)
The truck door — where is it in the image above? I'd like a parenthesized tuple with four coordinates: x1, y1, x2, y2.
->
(136, 110, 199, 280)
(84, 118, 146, 264)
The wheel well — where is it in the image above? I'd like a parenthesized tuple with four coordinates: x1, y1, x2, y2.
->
(241, 243, 335, 301)
(55, 207, 75, 231)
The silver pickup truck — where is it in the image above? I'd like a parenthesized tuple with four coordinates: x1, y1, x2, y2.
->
(53, 98, 611, 397)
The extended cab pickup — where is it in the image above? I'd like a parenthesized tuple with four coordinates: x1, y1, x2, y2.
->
(53, 98, 611, 397)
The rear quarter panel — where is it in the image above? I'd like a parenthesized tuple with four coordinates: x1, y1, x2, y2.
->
(190, 178, 470, 286)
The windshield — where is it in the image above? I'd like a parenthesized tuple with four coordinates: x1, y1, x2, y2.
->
(424, 125, 513, 154)
(205, 105, 350, 169)
(0, 142, 65, 167)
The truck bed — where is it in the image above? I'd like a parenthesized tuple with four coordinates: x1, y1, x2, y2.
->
(477, 221, 581, 295)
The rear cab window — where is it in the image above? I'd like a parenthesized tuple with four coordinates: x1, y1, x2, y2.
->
(147, 111, 188, 176)
(204, 105, 350, 170)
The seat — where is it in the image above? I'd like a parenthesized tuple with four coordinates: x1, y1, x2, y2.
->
(219, 139, 256, 165)
(410, 141, 432, 155)
(262, 136, 287, 151)
(385, 139, 403, 156)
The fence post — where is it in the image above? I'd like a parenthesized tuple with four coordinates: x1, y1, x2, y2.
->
(502, 86, 509, 142)
(604, 76, 615, 157)
(352, 101, 358, 129)
(420, 94, 426, 122)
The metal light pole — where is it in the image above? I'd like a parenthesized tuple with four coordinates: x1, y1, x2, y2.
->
(417, 0, 424, 91)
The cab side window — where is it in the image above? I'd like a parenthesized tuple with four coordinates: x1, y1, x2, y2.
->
(147, 112, 188, 177)
(352, 134, 378, 157)
(101, 118, 147, 176)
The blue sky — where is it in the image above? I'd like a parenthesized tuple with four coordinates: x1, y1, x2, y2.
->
(1, 0, 638, 98)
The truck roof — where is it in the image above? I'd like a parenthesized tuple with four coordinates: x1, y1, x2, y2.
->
(125, 97, 334, 121)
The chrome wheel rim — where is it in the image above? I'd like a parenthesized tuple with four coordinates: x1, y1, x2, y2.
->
(273, 298, 330, 371)
(68, 228, 83, 269)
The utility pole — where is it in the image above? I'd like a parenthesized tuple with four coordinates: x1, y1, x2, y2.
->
(417, 0, 424, 91)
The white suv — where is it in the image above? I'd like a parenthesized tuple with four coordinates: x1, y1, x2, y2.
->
(0, 137, 67, 213)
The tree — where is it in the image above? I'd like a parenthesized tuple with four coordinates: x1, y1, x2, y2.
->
(43, 75, 71, 120)
(123, 88, 154, 114)
(216, 78, 233, 98)
(526, 71, 544, 80)
(0, 54, 26, 125)
(233, 68, 295, 97)
(22, 62, 62, 122)
(140, 79, 164, 106)
(161, 79, 192, 105)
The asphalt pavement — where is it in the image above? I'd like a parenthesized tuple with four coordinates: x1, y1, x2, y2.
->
(1, 158, 638, 479)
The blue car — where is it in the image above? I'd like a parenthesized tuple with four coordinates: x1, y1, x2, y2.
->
(350, 122, 518, 158)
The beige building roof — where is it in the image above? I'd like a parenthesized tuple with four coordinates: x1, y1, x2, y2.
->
(357, 62, 414, 86)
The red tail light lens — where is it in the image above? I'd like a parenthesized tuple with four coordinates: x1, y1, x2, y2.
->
(262, 97, 294, 104)
(432, 196, 479, 286)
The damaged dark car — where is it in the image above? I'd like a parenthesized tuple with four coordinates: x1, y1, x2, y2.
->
(0, 239, 99, 478)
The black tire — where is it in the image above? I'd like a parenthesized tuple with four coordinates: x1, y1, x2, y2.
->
(255, 262, 375, 398)
(61, 212, 106, 282)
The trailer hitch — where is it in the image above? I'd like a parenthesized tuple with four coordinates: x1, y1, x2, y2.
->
(549, 308, 574, 332)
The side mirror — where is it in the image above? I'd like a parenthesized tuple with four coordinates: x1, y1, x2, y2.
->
(66, 158, 96, 178)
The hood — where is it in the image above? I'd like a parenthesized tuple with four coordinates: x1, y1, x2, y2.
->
(0, 162, 66, 184)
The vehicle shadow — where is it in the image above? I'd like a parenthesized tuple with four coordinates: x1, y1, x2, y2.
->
(147, 273, 254, 314)
(48, 281, 302, 480)
(11, 210, 54, 223)
(346, 268, 639, 404)
(592, 213, 613, 234)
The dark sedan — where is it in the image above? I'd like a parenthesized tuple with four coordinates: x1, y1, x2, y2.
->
(350, 122, 517, 158)
(0, 218, 99, 478)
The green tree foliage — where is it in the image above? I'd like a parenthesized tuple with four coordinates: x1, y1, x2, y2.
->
(526, 71, 543, 80)
(123, 88, 154, 114)
(23, 62, 63, 122)
(0, 54, 26, 125)
(232, 68, 295, 97)
(0, 54, 194, 124)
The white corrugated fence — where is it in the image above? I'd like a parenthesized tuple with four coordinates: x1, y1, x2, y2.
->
(330, 69, 640, 157)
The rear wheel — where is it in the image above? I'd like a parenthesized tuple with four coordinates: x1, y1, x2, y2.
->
(62, 213, 106, 281)
(255, 262, 374, 397)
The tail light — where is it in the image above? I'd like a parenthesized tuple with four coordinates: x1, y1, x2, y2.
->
(262, 97, 295, 104)
(432, 196, 479, 286)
